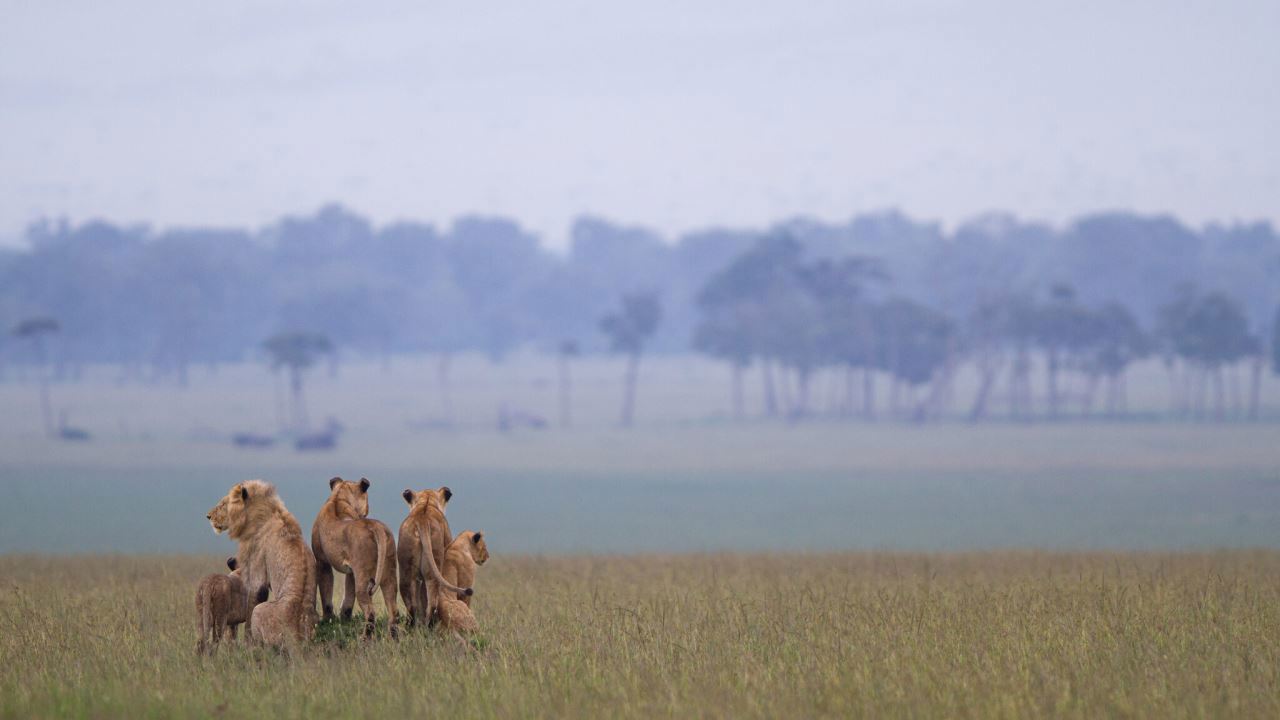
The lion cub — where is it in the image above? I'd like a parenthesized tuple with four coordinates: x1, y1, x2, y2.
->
(398, 487, 472, 628)
(195, 557, 252, 655)
(436, 531, 488, 634)
(312, 477, 399, 638)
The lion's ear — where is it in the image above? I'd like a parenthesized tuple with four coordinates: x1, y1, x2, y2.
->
(226, 557, 238, 571)
(402, 489, 414, 505)
(329, 477, 342, 490)
(441, 486, 453, 503)
(359, 478, 370, 493)
(471, 532, 482, 543)
(239, 485, 249, 501)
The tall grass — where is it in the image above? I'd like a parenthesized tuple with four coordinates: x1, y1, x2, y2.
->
(2, 552, 1278, 718)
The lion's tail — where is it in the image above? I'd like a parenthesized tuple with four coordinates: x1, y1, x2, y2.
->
(370, 524, 389, 595)
(419, 529, 473, 599)
(196, 585, 213, 655)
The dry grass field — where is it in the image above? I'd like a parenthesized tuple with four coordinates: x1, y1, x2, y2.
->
(2, 551, 1278, 719)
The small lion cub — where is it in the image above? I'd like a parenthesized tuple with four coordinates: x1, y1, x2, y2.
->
(437, 531, 489, 635)
(195, 557, 252, 655)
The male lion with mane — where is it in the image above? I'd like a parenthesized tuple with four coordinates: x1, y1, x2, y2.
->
(213, 479, 317, 647)
(312, 477, 399, 638)
(397, 486, 471, 628)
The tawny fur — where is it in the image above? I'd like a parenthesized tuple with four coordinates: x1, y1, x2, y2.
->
(436, 530, 489, 635)
(441, 530, 489, 608)
(397, 486, 472, 628)
(312, 477, 399, 638)
(194, 561, 252, 655)
(212, 479, 317, 647)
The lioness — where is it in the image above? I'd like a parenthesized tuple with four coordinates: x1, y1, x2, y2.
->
(312, 477, 399, 638)
(213, 479, 317, 647)
(397, 486, 472, 628)
(195, 557, 253, 655)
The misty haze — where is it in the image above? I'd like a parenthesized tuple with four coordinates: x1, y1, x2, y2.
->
(3, 2, 1279, 717)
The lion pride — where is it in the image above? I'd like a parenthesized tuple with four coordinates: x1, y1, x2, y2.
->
(311, 477, 399, 638)
(215, 479, 317, 647)
(397, 486, 472, 628)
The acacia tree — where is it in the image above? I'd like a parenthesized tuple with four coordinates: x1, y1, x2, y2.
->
(1081, 302, 1149, 416)
(1162, 290, 1254, 420)
(694, 234, 805, 418)
(692, 305, 753, 420)
(876, 298, 954, 422)
(966, 295, 1010, 422)
(13, 316, 59, 437)
(599, 292, 662, 427)
(802, 257, 886, 419)
(263, 331, 333, 432)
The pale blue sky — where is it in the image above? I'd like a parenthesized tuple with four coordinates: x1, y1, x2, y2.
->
(2, 0, 1277, 246)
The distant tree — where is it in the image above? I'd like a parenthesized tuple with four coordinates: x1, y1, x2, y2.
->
(692, 305, 753, 420)
(875, 299, 955, 421)
(599, 292, 662, 427)
(557, 339, 579, 428)
(695, 234, 805, 418)
(1272, 304, 1280, 377)
(12, 316, 59, 437)
(1155, 284, 1198, 415)
(1162, 290, 1254, 419)
(965, 295, 1010, 422)
(1082, 302, 1149, 416)
(801, 256, 886, 419)
(263, 331, 333, 432)
(1035, 284, 1090, 419)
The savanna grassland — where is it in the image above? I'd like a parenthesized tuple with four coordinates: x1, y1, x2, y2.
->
(2, 552, 1279, 718)
(2, 357, 1280, 717)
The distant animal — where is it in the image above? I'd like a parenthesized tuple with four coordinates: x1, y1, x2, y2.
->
(195, 557, 255, 655)
(211, 480, 317, 647)
(56, 412, 90, 441)
(232, 433, 275, 449)
(58, 426, 90, 441)
(295, 417, 343, 451)
(398, 487, 472, 628)
(311, 477, 399, 638)
(497, 403, 548, 433)
(294, 433, 335, 451)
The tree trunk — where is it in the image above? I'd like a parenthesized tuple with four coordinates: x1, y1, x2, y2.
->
(1212, 367, 1226, 421)
(1046, 347, 1060, 419)
(1080, 372, 1099, 417)
(1229, 364, 1242, 418)
(862, 367, 876, 421)
(39, 373, 53, 437)
(34, 337, 54, 438)
(558, 353, 572, 428)
(969, 363, 999, 423)
(731, 364, 744, 421)
(273, 369, 287, 433)
(1164, 359, 1180, 415)
(844, 366, 855, 418)
(437, 353, 453, 425)
(290, 365, 307, 431)
(620, 352, 640, 427)
(761, 359, 778, 418)
(1248, 355, 1262, 421)
(793, 369, 810, 421)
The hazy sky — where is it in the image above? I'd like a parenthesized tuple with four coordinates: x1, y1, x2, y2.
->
(2, 0, 1277, 247)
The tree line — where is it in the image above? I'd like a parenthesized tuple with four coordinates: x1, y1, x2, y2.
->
(3, 204, 1279, 424)
(690, 233, 1277, 423)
